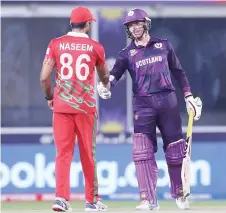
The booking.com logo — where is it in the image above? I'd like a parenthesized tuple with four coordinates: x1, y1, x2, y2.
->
(0, 153, 211, 194)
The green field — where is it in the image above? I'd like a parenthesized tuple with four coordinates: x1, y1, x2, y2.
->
(1, 200, 226, 212)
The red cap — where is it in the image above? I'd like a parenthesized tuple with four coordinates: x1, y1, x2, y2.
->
(70, 6, 96, 23)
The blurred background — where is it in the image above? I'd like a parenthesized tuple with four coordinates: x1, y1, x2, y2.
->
(1, 0, 226, 203)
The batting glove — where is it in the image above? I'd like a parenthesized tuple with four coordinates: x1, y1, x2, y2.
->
(97, 82, 111, 99)
(185, 95, 203, 120)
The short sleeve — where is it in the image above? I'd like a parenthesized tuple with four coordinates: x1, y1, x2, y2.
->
(43, 40, 56, 67)
(95, 44, 106, 67)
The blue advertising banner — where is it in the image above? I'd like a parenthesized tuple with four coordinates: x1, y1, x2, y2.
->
(1, 143, 226, 200)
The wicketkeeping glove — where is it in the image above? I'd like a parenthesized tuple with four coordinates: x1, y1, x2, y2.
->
(185, 95, 203, 120)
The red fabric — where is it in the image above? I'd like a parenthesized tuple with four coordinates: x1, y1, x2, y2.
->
(53, 112, 98, 203)
(43, 34, 105, 114)
(70, 6, 96, 23)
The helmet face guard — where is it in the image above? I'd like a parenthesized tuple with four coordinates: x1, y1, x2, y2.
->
(124, 9, 151, 39)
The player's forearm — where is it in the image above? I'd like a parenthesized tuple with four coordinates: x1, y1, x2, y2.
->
(40, 77, 53, 99)
(168, 42, 192, 95)
(109, 74, 118, 88)
(109, 52, 127, 88)
(40, 57, 54, 99)
(109, 64, 126, 88)
(99, 73, 110, 86)
(172, 70, 191, 95)
(96, 63, 110, 86)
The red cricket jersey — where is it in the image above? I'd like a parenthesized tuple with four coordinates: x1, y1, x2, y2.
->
(43, 32, 105, 113)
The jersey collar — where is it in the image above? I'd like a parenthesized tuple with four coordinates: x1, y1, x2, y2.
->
(67, 32, 89, 38)
(130, 36, 159, 49)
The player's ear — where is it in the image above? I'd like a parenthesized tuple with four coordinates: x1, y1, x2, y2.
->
(85, 21, 91, 33)
(86, 21, 91, 28)
(69, 20, 72, 30)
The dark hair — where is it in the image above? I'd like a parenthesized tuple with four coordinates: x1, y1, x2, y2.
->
(71, 22, 87, 29)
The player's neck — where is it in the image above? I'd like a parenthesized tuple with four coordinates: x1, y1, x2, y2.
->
(71, 29, 87, 34)
(134, 33, 150, 47)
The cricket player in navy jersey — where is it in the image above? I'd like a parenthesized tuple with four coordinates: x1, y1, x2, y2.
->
(97, 9, 203, 210)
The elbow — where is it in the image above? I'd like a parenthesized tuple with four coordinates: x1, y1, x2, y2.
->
(40, 72, 46, 82)
(40, 77, 46, 83)
(40, 79, 46, 89)
(40, 78, 47, 87)
(40, 77, 50, 88)
(40, 73, 50, 83)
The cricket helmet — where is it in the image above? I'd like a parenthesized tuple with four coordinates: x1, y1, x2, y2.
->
(123, 9, 151, 25)
(124, 9, 151, 39)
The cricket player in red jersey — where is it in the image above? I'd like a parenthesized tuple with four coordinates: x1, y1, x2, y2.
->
(40, 6, 110, 212)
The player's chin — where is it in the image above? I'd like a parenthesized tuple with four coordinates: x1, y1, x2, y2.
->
(132, 33, 143, 40)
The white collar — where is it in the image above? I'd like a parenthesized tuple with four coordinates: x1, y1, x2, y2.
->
(67, 32, 89, 38)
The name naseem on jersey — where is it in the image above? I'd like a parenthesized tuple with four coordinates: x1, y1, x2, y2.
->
(60, 43, 93, 52)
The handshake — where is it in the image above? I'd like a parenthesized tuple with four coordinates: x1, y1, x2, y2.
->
(97, 82, 111, 99)
(97, 75, 115, 99)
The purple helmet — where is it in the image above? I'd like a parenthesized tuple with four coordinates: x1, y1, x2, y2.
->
(123, 9, 151, 39)
(123, 9, 151, 25)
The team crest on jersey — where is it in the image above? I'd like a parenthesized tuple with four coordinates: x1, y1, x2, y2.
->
(130, 49, 137, 56)
(154, 42, 163, 49)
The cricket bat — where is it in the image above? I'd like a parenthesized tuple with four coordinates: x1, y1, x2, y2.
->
(181, 109, 194, 198)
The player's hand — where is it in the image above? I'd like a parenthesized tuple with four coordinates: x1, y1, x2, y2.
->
(97, 82, 111, 99)
(47, 100, 54, 110)
(185, 95, 202, 120)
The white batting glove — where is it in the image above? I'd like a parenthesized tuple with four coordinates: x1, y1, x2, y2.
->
(185, 95, 203, 120)
(97, 82, 111, 99)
